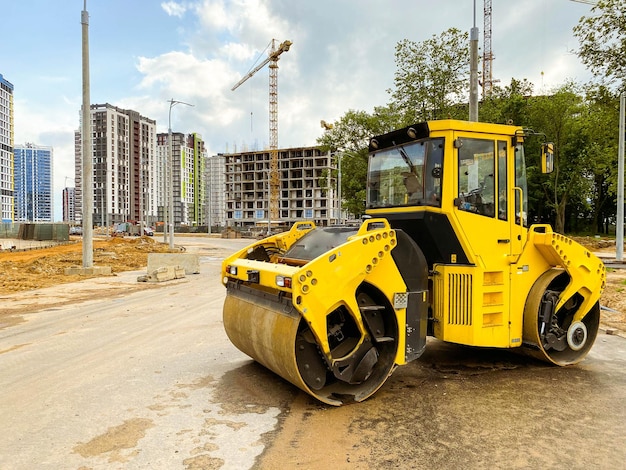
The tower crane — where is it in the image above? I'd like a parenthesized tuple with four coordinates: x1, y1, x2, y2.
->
(482, 0, 499, 98)
(232, 39, 292, 221)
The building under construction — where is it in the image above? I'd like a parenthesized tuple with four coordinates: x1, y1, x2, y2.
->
(223, 146, 339, 229)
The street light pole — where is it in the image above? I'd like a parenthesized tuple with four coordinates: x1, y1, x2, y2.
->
(81, 0, 93, 268)
(337, 152, 342, 224)
(167, 98, 193, 250)
(207, 169, 212, 235)
(162, 142, 168, 243)
(617, 91, 625, 262)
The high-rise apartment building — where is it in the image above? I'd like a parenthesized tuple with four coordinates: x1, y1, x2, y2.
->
(206, 153, 226, 231)
(62, 186, 75, 222)
(0, 74, 14, 222)
(13, 143, 53, 222)
(156, 132, 207, 228)
(75, 103, 157, 226)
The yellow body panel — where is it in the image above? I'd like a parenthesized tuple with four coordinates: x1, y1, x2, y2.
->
(432, 264, 510, 347)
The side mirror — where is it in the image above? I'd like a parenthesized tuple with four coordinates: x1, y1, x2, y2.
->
(541, 142, 554, 174)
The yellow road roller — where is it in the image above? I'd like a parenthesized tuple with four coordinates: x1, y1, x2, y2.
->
(221, 120, 606, 405)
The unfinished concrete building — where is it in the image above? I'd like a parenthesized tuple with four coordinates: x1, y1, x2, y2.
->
(223, 146, 338, 228)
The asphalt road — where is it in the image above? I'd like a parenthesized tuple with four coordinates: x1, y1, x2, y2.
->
(1, 235, 625, 469)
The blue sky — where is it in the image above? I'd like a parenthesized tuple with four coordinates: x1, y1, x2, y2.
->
(1, 0, 596, 220)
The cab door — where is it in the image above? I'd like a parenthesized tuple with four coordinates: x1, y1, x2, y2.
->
(454, 136, 512, 265)
(451, 135, 512, 346)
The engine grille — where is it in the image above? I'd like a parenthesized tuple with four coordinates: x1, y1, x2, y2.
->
(447, 273, 473, 326)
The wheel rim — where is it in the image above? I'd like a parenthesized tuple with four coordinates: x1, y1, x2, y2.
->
(523, 269, 600, 365)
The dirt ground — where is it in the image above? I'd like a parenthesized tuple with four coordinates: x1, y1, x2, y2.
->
(0, 236, 175, 295)
(0, 235, 624, 333)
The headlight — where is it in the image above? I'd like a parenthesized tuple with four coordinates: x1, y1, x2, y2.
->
(276, 275, 292, 288)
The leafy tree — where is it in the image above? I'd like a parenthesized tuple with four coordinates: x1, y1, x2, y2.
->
(480, 78, 534, 125)
(316, 108, 399, 218)
(527, 83, 590, 233)
(389, 28, 469, 123)
(580, 85, 620, 233)
(573, 0, 626, 87)
(338, 148, 369, 218)
(317, 107, 400, 154)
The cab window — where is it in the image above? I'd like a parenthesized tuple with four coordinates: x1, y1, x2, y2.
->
(515, 143, 528, 226)
(457, 138, 495, 217)
(497, 140, 507, 221)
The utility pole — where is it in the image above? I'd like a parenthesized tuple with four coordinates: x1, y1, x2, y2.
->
(617, 92, 624, 261)
(81, 0, 93, 268)
(469, 0, 479, 122)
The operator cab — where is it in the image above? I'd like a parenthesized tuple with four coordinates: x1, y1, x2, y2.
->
(365, 120, 531, 267)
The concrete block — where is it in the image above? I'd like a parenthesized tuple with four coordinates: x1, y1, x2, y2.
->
(64, 265, 112, 276)
(138, 265, 186, 283)
(147, 253, 200, 275)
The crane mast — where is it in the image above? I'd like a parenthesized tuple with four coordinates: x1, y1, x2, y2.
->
(482, 0, 494, 98)
(232, 39, 292, 221)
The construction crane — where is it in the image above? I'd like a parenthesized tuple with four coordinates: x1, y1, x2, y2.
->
(482, 0, 499, 98)
(232, 39, 292, 221)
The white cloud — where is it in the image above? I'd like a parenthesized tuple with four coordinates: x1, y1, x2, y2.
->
(161, 1, 188, 18)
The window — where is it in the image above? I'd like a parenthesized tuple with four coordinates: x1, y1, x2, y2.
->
(497, 141, 507, 221)
(367, 138, 443, 208)
(514, 143, 528, 226)
(458, 138, 495, 217)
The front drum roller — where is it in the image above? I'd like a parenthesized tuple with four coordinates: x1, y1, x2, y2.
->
(523, 268, 600, 365)
(223, 286, 398, 406)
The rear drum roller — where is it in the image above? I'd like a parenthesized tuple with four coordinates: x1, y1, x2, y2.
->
(223, 286, 398, 406)
(523, 269, 600, 365)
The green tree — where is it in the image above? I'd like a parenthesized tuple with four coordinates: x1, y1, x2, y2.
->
(480, 78, 534, 125)
(527, 83, 591, 233)
(316, 108, 398, 218)
(317, 107, 400, 154)
(389, 28, 469, 123)
(580, 85, 620, 233)
(573, 0, 626, 86)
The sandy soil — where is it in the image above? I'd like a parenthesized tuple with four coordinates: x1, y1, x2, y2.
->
(0, 236, 175, 295)
(1, 235, 624, 333)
